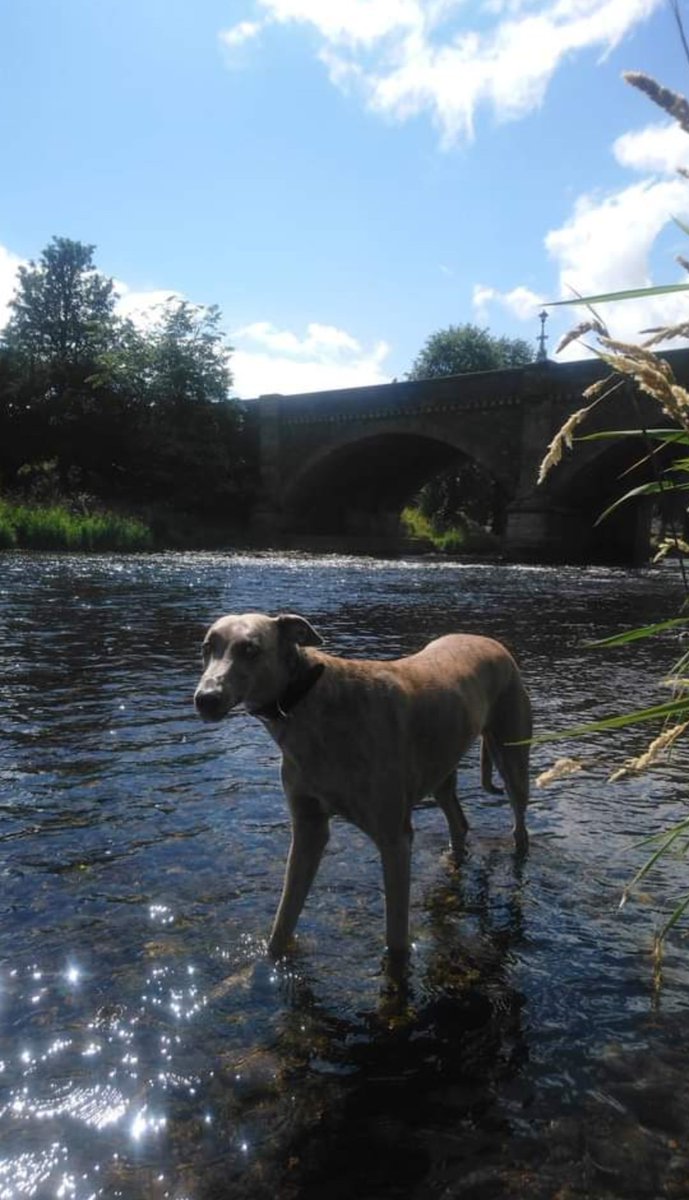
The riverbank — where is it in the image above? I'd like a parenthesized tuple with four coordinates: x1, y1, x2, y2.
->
(0, 496, 503, 557)
(0, 499, 154, 551)
(0, 497, 256, 553)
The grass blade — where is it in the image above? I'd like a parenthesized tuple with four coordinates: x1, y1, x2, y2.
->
(547, 283, 689, 306)
(533, 696, 689, 743)
(620, 822, 689, 909)
(576, 429, 689, 445)
(623, 825, 688, 896)
(595, 479, 689, 526)
(656, 893, 689, 942)
(587, 617, 689, 648)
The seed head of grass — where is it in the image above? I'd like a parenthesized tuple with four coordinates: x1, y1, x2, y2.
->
(537, 404, 595, 484)
(624, 72, 689, 134)
(535, 757, 585, 788)
(609, 721, 689, 781)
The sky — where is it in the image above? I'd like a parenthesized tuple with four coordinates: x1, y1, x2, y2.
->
(1, 0, 689, 398)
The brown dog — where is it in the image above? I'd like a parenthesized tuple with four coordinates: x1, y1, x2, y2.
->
(194, 613, 531, 958)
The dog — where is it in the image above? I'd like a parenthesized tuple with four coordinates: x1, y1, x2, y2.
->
(194, 612, 531, 959)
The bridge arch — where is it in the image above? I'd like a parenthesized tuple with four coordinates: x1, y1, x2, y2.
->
(535, 426, 679, 563)
(281, 427, 511, 537)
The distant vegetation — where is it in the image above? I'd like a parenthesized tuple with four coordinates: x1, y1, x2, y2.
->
(0, 238, 536, 551)
(0, 237, 257, 548)
(0, 497, 152, 551)
(406, 323, 534, 536)
(407, 322, 533, 382)
(400, 505, 499, 555)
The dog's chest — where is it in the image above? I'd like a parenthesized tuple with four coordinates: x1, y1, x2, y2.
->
(280, 714, 401, 836)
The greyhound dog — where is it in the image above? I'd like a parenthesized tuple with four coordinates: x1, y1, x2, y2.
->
(194, 613, 531, 958)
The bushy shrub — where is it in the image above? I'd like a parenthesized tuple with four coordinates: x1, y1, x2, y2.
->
(401, 505, 467, 552)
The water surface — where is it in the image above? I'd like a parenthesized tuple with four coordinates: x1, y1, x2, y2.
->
(1, 551, 688, 1199)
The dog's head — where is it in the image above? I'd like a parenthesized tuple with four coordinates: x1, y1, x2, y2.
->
(194, 612, 323, 722)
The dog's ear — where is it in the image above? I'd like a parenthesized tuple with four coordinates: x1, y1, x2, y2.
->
(275, 613, 323, 647)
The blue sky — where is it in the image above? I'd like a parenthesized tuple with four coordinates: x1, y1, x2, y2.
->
(1, 0, 688, 396)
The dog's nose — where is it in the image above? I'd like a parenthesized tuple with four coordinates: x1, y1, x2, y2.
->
(195, 688, 225, 721)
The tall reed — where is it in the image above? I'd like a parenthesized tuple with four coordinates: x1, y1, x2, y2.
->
(535, 47, 689, 953)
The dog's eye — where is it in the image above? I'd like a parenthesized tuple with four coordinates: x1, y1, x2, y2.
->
(236, 640, 260, 660)
(202, 642, 211, 665)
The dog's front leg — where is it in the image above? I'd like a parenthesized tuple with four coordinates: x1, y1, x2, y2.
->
(268, 801, 329, 957)
(379, 827, 413, 957)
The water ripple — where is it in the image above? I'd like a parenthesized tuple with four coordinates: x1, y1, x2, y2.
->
(0, 551, 688, 1198)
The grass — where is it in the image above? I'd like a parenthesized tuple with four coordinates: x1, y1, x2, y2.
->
(401, 505, 497, 554)
(0, 500, 153, 551)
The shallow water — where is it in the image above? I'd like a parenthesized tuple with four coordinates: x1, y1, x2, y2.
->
(0, 550, 688, 1199)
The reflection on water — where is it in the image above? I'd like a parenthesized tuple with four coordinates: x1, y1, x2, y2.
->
(1, 551, 688, 1198)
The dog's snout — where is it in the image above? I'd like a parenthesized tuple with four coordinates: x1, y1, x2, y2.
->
(195, 687, 225, 721)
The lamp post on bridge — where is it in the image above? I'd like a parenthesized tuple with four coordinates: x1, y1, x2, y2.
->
(536, 309, 549, 363)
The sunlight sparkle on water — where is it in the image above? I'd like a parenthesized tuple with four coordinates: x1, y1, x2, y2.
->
(149, 904, 174, 926)
(130, 1107, 167, 1142)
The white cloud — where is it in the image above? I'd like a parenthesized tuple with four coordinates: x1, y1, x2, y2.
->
(114, 283, 183, 329)
(235, 319, 362, 357)
(233, 0, 662, 145)
(256, 0, 421, 46)
(219, 19, 266, 68)
(0, 250, 390, 398)
(0, 255, 181, 335)
(544, 176, 689, 353)
(614, 121, 689, 175)
(473, 282, 544, 321)
(474, 111, 689, 357)
(545, 178, 689, 296)
(232, 320, 392, 396)
(0, 244, 24, 329)
(220, 19, 264, 48)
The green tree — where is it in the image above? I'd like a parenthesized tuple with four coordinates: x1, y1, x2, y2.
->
(4, 236, 116, 376)
(126, 298, 250, 513)
(407, 323, 534, 532)
(407, 322, 533, 381)
(0, 237, 122, 488)
(0, 237, 255, 522)
(147, 299, 232, 408)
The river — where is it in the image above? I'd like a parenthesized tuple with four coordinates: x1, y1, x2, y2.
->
(0, 550, 688, 1199)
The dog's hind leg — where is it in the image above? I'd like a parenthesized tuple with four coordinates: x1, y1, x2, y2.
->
(480, 737, 504, 795)
(433, 772, 469, 858)
(485, 680, 531, 854)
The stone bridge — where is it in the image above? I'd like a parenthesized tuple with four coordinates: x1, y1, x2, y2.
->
(246, 350, 689, 563)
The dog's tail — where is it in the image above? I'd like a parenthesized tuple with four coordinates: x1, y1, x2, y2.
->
(480, 737, 504, 795)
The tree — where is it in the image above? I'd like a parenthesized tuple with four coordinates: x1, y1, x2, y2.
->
(0, 237, 122, 487)
(406, 323, 534, 532)
(407, 322, 533, 381)
(146, 299, 232, 409)
(4, 237, 116, 375)
(121, 298, 249, 513)
(0, 236, 254, 520)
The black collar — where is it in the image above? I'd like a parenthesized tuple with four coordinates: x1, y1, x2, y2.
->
(249, 662, 325, 722)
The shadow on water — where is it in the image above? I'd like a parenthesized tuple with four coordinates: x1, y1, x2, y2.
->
(1, 552, 689, 1198)
(164, 849, 530, 1200)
